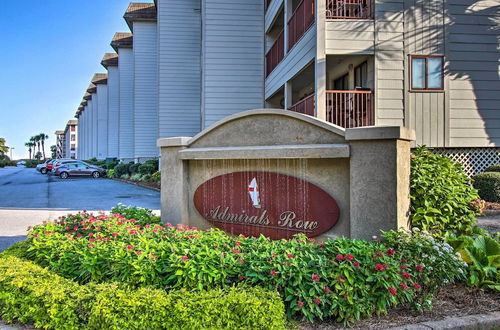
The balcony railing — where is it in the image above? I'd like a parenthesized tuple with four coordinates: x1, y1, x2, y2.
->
(326, 0, 373, 19)
(288, 0, 315, 51)
(288, 94, 315, 116)
(266, 30, 285, 76)
(326, 90, 374, 128)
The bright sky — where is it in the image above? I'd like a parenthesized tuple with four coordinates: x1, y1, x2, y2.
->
(0, 0, 136, 160)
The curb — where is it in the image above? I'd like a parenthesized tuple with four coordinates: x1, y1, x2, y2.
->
(390, 311, 500, 330)
(481, 210, 500, 216)
(110, 178, 160, 192)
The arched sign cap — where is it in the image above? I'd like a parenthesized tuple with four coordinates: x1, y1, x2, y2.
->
(194, 171, 340, 240)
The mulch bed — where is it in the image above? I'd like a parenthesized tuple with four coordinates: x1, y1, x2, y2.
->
(484, 201, 500, 211)
(300, 285, 500, 329)
(112, 178, 160, 191)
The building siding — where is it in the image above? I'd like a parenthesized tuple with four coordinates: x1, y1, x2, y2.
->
(107, 66, 120, 158)
(447, 0, 500, 147)
(133, 21, 158, 159)
(118, 48, 134, 160)
(325, 21, 375, 54)
(96, 84, 108, 159)
(202, 0, 265, 128)
(157, 0, 202, 138)
(265, 0, 283, 33)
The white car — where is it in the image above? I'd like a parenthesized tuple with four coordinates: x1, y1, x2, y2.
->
(16, 161, 26, 166)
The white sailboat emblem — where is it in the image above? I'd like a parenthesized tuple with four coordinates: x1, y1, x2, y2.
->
(248, 178, 261, 208)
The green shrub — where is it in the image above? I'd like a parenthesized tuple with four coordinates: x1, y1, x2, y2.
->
(0, 256, 286, 330)
(472, 172, 500, 202)
(144, 159, 159, 171)
(138, 163, 156, 175)
(410, 146, 480, 236)
(102, 161, 119, 170)
(152, 171, 161, 183)
(107, 169, 115, 178)
(141, 174, 152, 182)
(22, 212, 466, 325)
(484, 165, 500, 173)
(25, 160, 41, 168)
(110, 204, 161, 225)
(130, 173, 142, 181)
(120, 174, 130, 180)
(114, 163, 129, 178)
(128, 163, 141, 175)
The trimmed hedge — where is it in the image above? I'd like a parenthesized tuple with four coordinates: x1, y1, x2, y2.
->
(0, 256, 286, 330)
(113, 163, 129, 178)
(472, 172, 500, 202)
(138, 163, 156, 175)
(484, 165, 500, 173)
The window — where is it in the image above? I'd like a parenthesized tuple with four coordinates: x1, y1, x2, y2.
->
(411, 56, 443, 90)
(71, 126, 76, 132)
(354, 61, 368, 88)
(334, 74, 349, 90)
(71, 135, 76, 141)
(70, 144, 76, 151)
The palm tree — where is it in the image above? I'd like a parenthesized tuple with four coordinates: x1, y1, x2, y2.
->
(39, 133, 49, 160)
(25, 142, 34, 160)
(50, 145, 57, 159)
(33, 135, 41, 155)
(0, 138, 8, 156)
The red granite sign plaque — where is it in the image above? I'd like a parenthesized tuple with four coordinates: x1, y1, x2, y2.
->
(193, 171, 340, 239)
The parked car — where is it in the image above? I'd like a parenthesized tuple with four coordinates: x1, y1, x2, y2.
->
(54, 163, 106, 179)
(48, 159, 80, 174)
(17, 161, 26, 166)
(36, 159, 53, 174)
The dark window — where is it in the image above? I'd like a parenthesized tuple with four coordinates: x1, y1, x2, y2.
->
(70, 144, 76, 151)
(71, 135, 76, 141)
(354, 61, 368, 88)
(411, 56, 443, 90)
(334, 73, 349, 90)
(71, 126, 76, 132)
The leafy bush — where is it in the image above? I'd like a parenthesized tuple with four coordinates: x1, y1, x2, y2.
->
(472, 172, 500, 202)
(410, 147, 480, 236)
(128, 163, 141, 175)
(25, 160, 41, 168)
(138, 163, 156, 175)
(102, 161, 119, 170)
(20, 212, 466, 325)
(152, 171, 161, 183)
(446, 231, 500, 291)
(107, 169, 115, 178)
(141, 174, 152, 182)
(0, 256, 286, 330)
(144, 159, 159, 171)
(484, 165, 500, 173)
(0, 159, 16, 167)
(120, 174, 130, 180)
(114, 163, 129, 178)
(110, 204, 161, 225)
(130, 173, 142, 181)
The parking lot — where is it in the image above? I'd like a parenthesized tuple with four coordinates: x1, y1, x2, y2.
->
(0, 166, 160, 251)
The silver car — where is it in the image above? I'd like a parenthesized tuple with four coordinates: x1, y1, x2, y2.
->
(55, 163, 107, 179)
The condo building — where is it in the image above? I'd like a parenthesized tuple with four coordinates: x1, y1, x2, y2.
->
(72, 0, 499, 175)
(64, 120, 78, 159)
(55, 131, 65, 159)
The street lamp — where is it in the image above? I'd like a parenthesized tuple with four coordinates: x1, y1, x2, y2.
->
(10, 147, 14, 160)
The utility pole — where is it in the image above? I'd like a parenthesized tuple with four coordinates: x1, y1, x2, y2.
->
(10, 147, 14, 160)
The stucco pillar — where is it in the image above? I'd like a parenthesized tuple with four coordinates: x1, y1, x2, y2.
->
(346, 126, 415, 240)
(315, 0, 327, 121)
(284, 81, 293, 109)
(157, 137, 191, 225)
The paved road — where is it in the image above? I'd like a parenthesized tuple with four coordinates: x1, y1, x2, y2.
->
(0, 166, 160, 251)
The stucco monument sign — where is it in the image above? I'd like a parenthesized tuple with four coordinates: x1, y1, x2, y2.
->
(158, 109, 415, 240)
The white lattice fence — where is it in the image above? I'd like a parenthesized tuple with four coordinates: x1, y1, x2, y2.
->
(431, 148, 500, 177)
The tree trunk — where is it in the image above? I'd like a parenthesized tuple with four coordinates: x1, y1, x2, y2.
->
(41, 141, 46, 160)
(29, 148, 32, 160)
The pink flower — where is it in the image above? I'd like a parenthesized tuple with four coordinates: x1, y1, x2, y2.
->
(402, 272, 411, 280)
(336, 254, 345, 261)
(181, 256, 189, 261)
(88, 244, 95, 248)
(311, 274, 320, 282)
(297, 301, 304, 309)
(415, 265, 424, 272)
(76, 233, 82, 238)
(413, 283, 422, 290)
(136, 251, 142, 255)
(399, 282, 408, 291)
(284, 261, 290, 266)
(235, 241, 241, 246)
(388, 287, 397, 296)
(375, 263, 385, 271)
(354, 262, 360, 269)
(117, 221, 123, 225)
(126, 245, 134, 250)
(238, 275, 245, 281)
(345, 254, 354, 261)
(237, 258, 245, 263)
(270, 270, 277, 276)
(313, 298, 321, 305)
(89, 238, 95, 242)
(129, 230, 138, 235)
(88, 233, 94, 237)
(286, 253, 294, 259)
(112, 233, 119, 237)
(324, 286, 330, 293)
(386, 249, 395, 257)
(400, 265, 407, 270)
(232, 249, 241, 254)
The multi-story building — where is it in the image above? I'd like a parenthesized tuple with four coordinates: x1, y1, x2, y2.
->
(64, 120, 78, 159)
(54, 130, 65, 159)
(74, 0, 499, 175)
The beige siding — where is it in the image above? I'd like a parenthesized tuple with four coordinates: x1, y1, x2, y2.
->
(375, 0, 405, 127)
(325, 21, 374, 54)
(447, 0, 500, 147)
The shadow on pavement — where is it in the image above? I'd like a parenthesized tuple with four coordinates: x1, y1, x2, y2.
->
(0, 236, 26, 252)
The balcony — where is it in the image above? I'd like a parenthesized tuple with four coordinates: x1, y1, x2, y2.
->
(266, 30, 285, 76)
(265, 0, 272, 11)
(326, 90, 374, 128)
(288, 0, 315, 51)
(326, 0, 373, 19)
(288, 94, 315, 116)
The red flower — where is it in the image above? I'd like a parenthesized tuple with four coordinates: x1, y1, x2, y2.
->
(284, 261, 290, 266)
(413, 283, 422, 290)
(150, 253, 158, 260)
(112, 233, 119, 237)
(181, 256, 189, 261)
(76, 233, 82, 238)
(297, 301, 304, 309)
(399, 282, 408, 291)
(73, 226, 79, 231)
(313, 298, 321, 305)
(237, 258, 245, 263)
(238, 275, 245, 281)
(400, 265, 407, 270)
(342, 293, 349, 299)
(354, 262, 360, 269)
(386, 249, 395, 256)
(88, 232, 94, 237)
(88, 244, 95, 248)
(232, 249, 241, 254)
(345, 254, 354, 261)
(388, 287, 397, 296)
(117, 221, 123, 225)
(286, 253, 294, 259)
(336, 254, 345, 261)
(270, 270, 277, 276)
(324, 286, 330, 293)
(235, 241, 241, 246)
(415, 265, 424, 272)
(308, 238, 316, 243)
(136, 251, 143, 255)
(402, 272, 411, 280)
(375, 263, 385, 271)
(89, 238, 95, 242)
(129, 230, 138, 235)
(126, 245, 134, 250)
(311, 274, 320, 282)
